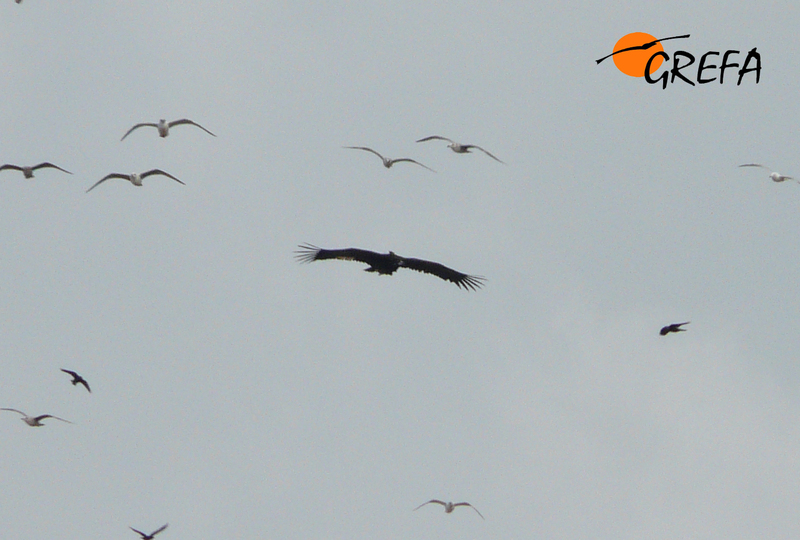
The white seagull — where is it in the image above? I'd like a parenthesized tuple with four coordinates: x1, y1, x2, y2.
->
(1, 408, 73, 427)
(739, 164, 795, 183)
(130, 524, 169, 540)
(0, 162, 72, 179)
(344, 146, 436, 172)
(416, 135, 505, 164)
(86, 169, 184, 193)
(413, 499, 485, 519)
(121, 119, 216, 141)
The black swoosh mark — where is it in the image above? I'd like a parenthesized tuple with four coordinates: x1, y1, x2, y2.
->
(596, 34, 690, 65)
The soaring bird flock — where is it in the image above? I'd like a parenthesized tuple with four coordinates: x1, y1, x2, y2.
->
(5, 3, 793, 539)
(2, 39, 505, 529)
(1, 118, 206, 192)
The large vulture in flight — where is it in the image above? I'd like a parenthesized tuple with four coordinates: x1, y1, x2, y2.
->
(295, 244, 485, 291)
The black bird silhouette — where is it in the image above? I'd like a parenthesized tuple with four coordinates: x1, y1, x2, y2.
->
(129, 524, 168, 540)
(595, 34, 691, 64)
(660, 322, 690, 336)
(295, 244, 485, 291)
(61, 369, 91, 393)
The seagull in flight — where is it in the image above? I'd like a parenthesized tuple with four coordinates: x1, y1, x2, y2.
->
(739, 164, 795, 183)
(343, 146, 435, 172)
(413, 499, 485, 519)
(121, 119, 216, 141)
(1, 408, 73, 427)
(660, 322, 690, 336)
(416, 136, 505, 164)
(0, 163, 72, 179)
(61, 369, 91, 393)
(130, 524, 168, 540)
(86, 169, 184, 193)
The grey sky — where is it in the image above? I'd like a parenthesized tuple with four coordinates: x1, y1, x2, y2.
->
(2, 1, 800, 539)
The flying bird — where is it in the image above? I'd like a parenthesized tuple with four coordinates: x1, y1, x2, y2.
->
(595, 34, 691, 64)
(86, 169, 184, 193)
(121, 118, 216, 141)
(1, 408, 73, 427)
(413, 500, 485, 519)
(0, 163, 72, 179)
(416, 136, 505, 163)
(129, 524, 168, 540)
(739, 164, 795, 183)
(61, 369, 91, 393)
(295, 244, 485, 291)
(660, 322, 689, 336)
(344, 146, 435, 172)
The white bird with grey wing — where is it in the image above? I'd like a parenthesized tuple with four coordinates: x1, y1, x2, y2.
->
(413, 499, 485, 519)
(739, 164, 795, 183)
(1, 408, 73, 426)
(86, 169, 184, 193)
(0, 163, 72, 179)
(121, 118, 215, 141)
(416, 135, 505, 163)
(343, 146, 436, 172)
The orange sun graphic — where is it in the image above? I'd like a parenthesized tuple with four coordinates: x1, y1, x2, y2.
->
(612, 32, 665, 77)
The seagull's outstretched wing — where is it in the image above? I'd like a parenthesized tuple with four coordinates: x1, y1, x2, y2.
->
(738, 164, 770, 170)
(391, 158, 436, 172)
(0, 164, 24, 173)
(86, 173, 129, 193)
(463, 145, 505, 164)
(454, 502, 485, 519)
(168, 119, 216, 137)
(413, 499, 447, 511)
(121, 123, 158, 141)
(32, 162, 72, 174)
(416, 135, 454, 144)
(344, 146, 386, 160)
(35, 414, 73, 424)
(1, 408, 27, 416)
(140, 169, 185, 185)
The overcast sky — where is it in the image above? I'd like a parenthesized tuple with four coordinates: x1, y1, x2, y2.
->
(2, 2, 800, 539)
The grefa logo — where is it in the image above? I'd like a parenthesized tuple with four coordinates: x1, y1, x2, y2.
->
(597, 33, 761, 89)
